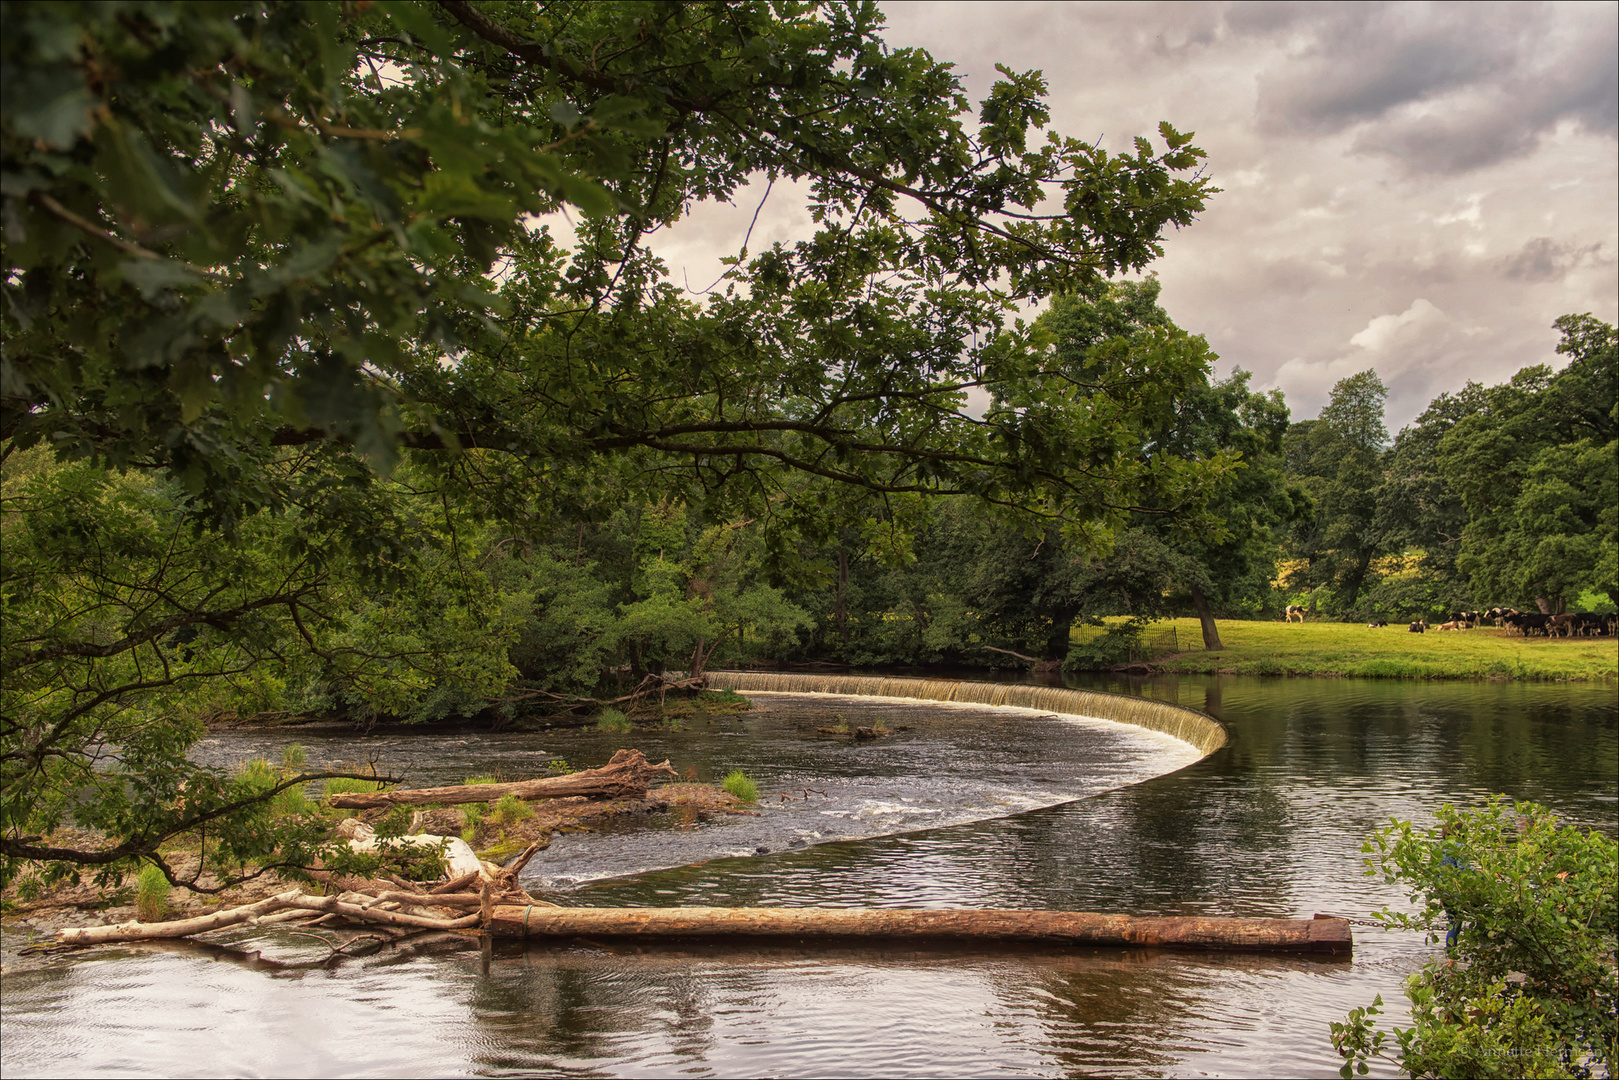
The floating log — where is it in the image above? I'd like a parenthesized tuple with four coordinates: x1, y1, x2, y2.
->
(482, 906, 1352, 955)
(327, 748, 677, 809)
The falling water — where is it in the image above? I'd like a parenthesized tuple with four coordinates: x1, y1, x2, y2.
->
(705, 671, 1228, 756)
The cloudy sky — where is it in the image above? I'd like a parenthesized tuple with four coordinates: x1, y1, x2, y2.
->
(643, 1, 1617, 433)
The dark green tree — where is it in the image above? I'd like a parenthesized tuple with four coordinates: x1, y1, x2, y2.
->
(1441, 317, 1617, 612)
(1283, 371, 1390, 613)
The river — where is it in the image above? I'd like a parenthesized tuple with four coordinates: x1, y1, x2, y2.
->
(2, 674, 1614, 1078)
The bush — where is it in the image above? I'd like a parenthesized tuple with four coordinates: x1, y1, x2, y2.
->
(1331, 797, 1617, 1079)
(720, 770, 758, 803)
(597, 708, 632, 733)
(135, 863, 170, 922)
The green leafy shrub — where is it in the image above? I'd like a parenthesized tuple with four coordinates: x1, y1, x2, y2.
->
(491, 793, 534, 825)
(720, 770, 758, 803)
(597, 708, 633, 733)
(135, 863, 170, 922)
(546, 759, 574, 774)
(1331, 797, 1617, 1079)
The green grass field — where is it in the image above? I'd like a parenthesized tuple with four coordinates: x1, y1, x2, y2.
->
(1144, 618, 1617, 681)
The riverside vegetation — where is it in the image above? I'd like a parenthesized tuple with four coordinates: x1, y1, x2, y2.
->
(1332, 798, 1617, 1080)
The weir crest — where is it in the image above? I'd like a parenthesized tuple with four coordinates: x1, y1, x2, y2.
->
(704, 672, 1228, 757)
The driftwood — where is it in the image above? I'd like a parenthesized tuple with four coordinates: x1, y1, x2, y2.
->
(328, 749, 677, 809)
(55, 820, 563, 948)
(54, 889, 483, 945)
(481, 907, 1353, 955)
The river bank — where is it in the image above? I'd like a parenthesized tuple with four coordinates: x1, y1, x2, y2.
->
(1146, 617, 1617, 681)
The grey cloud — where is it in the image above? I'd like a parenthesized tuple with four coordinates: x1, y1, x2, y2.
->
(1235, 1, 1616, 174)
(1248, 3, 1531, 133)
(1499, 237, 1611, 282)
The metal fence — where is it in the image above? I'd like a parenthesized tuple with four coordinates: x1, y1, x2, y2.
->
(1069, 622, 1191, 663)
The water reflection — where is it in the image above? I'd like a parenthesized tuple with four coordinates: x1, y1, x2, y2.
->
(3, 675, 1614, 1078)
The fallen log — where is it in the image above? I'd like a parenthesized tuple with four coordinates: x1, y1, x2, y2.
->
(483, 906, 1353, 955)
(328, 748, 677, 809)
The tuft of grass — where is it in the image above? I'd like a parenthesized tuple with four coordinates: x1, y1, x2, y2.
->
(720, 769, 758, 803)
(661, 717, 685, 732)
(325, 776, 386, 796)
(280, 742, 307, 770)
(271, 784, 314, 818)
(135, 863, 170, 922)
(596, 708, 633, 733)
(829, 714, 851, 734)
(491, 793, 534, 825)
(461, 775, 499, 786)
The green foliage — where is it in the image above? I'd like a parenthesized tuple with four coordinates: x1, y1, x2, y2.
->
(546, 759, 574, 775)
(596, 709, 632, 734)
(135, 862, 170, 923)
(1284, 372, 1391, 611)
(1341, 315, 1617, 619)
(490, 794, 534, 826)
(720, 770, 759, 804)
(460, 776, 499, 786)
(1332, 798, 1618, 1078)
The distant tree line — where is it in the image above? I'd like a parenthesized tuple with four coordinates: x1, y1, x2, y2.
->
(1282, 314, 1616, 623)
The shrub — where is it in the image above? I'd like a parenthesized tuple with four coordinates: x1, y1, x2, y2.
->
(491, 793, 534, 825)
(597, 708, 632, 733)
(721, 770, 758, 803)
(135, 863, 170, 922)
(280, 743, 307, 770)
(1331, 797, 1617, 1079)
(546, 759, 574, 774)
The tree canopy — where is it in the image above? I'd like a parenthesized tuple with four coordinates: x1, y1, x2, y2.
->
(2, 0, 1229, 889)
(3, 0, 1221, 542)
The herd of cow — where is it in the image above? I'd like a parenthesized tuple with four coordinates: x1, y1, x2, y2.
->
(1284, 604, 1615, 636)
(1397, 608, 1615, 636)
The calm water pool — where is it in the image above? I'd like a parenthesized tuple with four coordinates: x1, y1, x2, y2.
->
(3, 674, 1614, 1077)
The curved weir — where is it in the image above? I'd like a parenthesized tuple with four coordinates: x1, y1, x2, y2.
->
(706, 671, 1228, 756)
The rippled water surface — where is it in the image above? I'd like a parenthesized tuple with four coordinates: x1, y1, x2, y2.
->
(3, 675, 1615, 1078)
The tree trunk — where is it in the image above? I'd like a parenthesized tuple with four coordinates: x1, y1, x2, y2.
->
(835, 548, 849, 646)
(482, 906, 1353, 955)
(1188, 583, 1223, 652)
(1535, 596, 1552, 614)
(328, 749, 677, 809)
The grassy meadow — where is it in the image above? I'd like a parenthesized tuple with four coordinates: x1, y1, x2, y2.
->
(1147, 618, 1617, 681)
